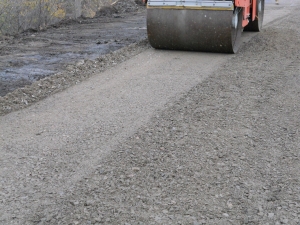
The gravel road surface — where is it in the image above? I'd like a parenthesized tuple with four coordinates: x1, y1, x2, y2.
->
(1, 1, 300, 224)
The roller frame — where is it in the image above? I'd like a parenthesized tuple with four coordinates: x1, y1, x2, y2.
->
(147, 0, 258, 28)
(235, 0, 257, 27)
(146, 0, 257, 24)
(147, 0, 233, 8)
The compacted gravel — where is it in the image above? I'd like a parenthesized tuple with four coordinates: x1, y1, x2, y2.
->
(0, 1, 299, 225)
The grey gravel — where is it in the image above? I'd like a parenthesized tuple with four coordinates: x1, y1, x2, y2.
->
(1, 1, 300, 225)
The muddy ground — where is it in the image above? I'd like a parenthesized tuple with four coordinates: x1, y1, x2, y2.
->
(0, 0, 146, 98)
(1, 0, 300, 225)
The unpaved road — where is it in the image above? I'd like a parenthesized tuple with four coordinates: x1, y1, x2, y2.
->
(1, 1, 300, 224)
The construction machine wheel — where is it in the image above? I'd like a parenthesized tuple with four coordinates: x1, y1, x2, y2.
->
(244, 0, 265, 31)
(147, 6, 243, 53)
(231, 8, 243, 53)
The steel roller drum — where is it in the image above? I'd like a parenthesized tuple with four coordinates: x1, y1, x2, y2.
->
(147, 7, 242, 53)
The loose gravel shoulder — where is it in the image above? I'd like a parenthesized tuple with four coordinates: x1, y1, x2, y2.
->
(0, 40, 149, 116)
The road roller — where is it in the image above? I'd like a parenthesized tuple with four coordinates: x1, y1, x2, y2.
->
(144, 0, 264, 53)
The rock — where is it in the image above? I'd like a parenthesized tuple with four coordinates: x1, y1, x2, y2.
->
(268, 213, 274, 218)
(84, 200, 94, 206)
(70, 200, 79, 206)
(132, 167, 140, 172)
(227, 201, 233, 209)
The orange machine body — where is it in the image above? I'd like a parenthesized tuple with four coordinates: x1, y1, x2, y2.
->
(235, 0, 257, 27)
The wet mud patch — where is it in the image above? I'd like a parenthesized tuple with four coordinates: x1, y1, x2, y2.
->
(0, 6, 146, 97)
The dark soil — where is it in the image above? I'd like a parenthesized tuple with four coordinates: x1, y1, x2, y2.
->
(0, 0, 146, 97)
